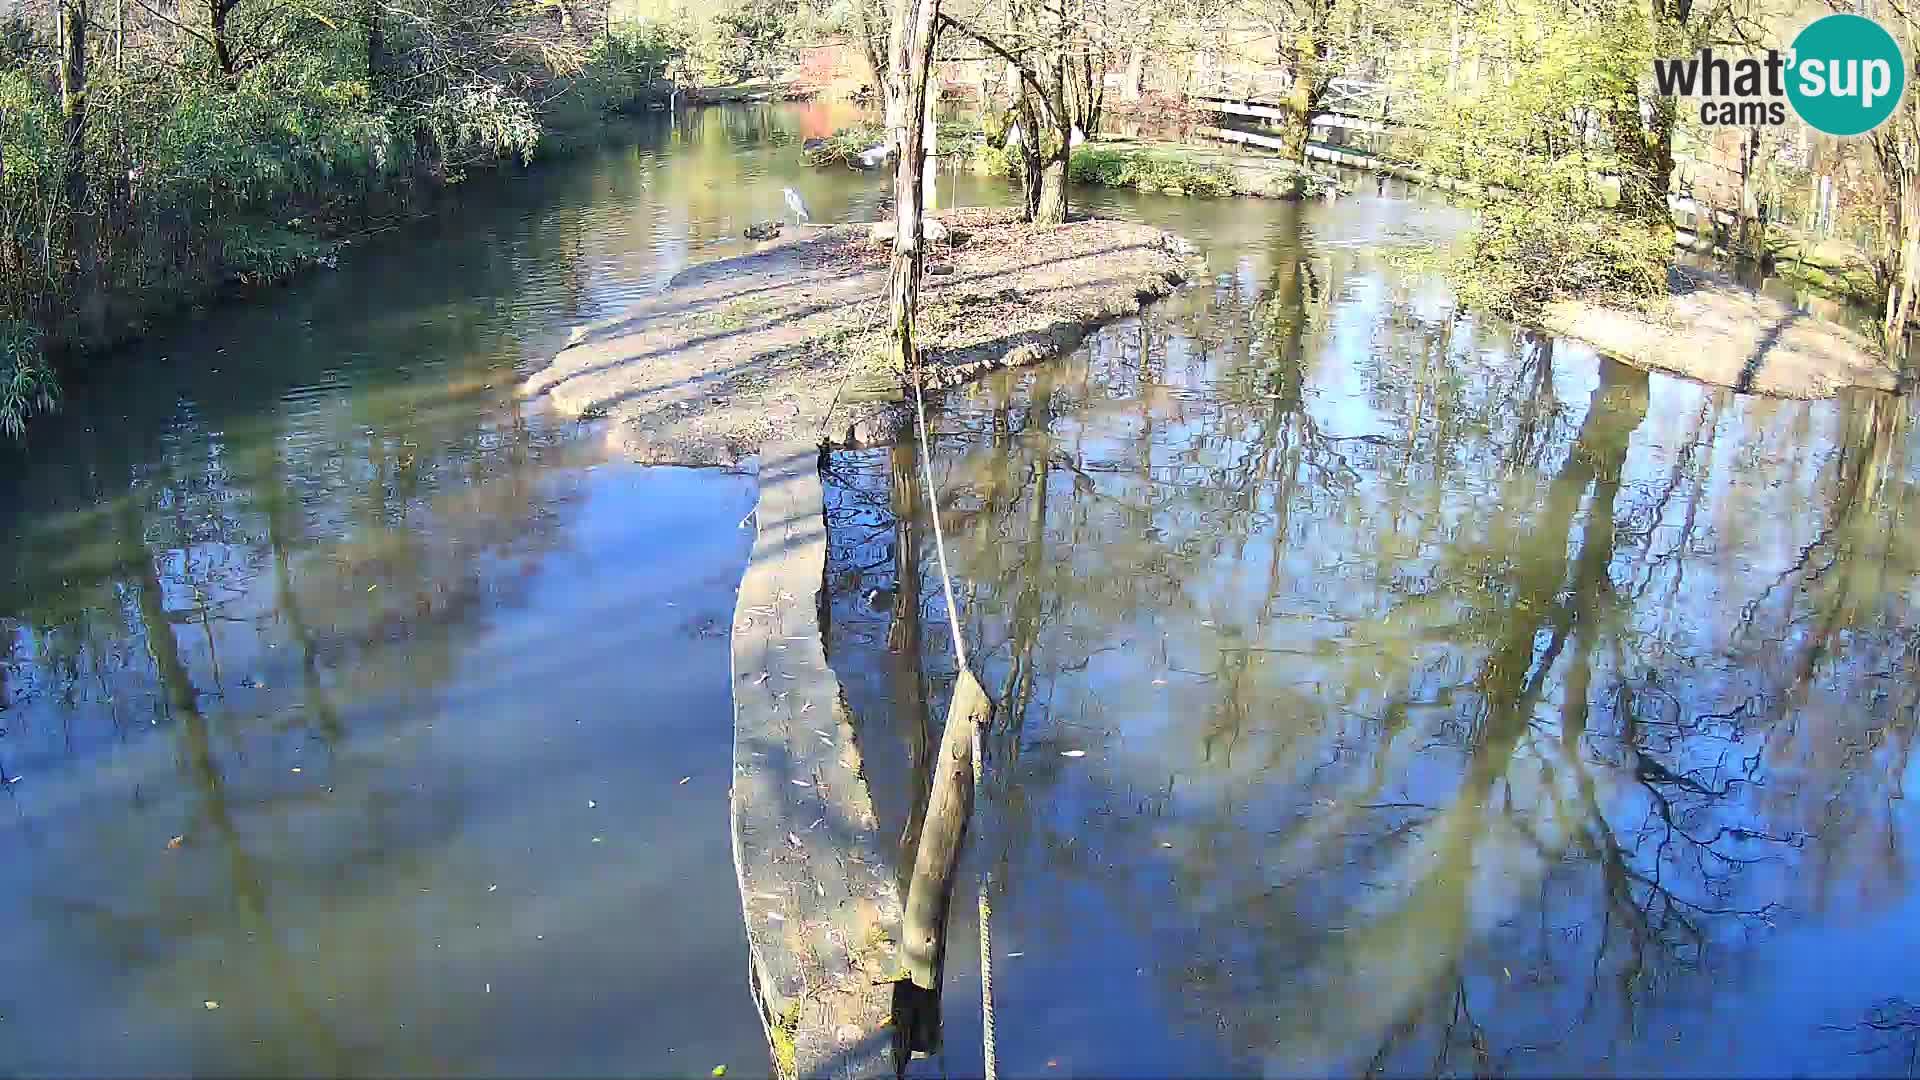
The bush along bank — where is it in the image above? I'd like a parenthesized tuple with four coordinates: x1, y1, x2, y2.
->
(0, 17, 681, 437)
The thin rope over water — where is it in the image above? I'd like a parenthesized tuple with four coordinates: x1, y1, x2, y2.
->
(910, 375, 997, 1080)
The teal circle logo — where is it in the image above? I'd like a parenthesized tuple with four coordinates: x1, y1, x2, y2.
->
(1788, 14, 1905, 136)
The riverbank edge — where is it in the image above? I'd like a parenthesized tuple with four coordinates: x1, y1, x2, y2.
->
(731, 439, 905, 1080)
(522, 214, 1195, 1073)
(32, 100, 677, 405)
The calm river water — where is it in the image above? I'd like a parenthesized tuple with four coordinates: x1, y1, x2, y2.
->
(2, 102, 1915, 1076)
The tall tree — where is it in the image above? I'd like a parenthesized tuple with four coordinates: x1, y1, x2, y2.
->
(853, 0, 895, 119)
(1247, 0, 1339, 165)
(943, 3, 1072, 222)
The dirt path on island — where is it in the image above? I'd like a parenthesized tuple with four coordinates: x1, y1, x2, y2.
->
(521, 208, 1198, 465)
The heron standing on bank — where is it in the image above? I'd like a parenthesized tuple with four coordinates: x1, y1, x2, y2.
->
(783, 187, 811, 225)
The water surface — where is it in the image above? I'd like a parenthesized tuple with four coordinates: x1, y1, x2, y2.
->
(827, 194, 1920, 1077)
(2, 99, 1911, 1077)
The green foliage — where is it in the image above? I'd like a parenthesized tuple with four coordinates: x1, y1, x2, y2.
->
(220, 224, 340, 285)
(971, 142, 1019, 178)
(150, 54, 397, 205)
(1454, 194, 1669, 318)
(1069, 147, 1236, 197)
(416, 84, 543, 172)
(0, 321, 55, 438)
(1393, 0, 1672, 314)
(592, 22, 687, 105)
(0, 67, 67, 327)
(695, 0, 798, 84)
(0, 4, 687, 438)
(544, 20, 687, 128)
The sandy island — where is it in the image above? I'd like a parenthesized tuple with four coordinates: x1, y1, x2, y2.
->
(1541, 268, 1902, 399)
(521, 208, 1200, 465)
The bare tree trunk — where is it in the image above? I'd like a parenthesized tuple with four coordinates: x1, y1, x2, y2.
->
(885, 0, 940, 375)
(1014, 89, 1042, 221)
(365, 0, 387, 91)
(1610, 94, 1677, 245)
(1276, 23, 1326, 170)
(1036, 151, 1067, 223)
(57, 0, 87, 249)
(855, 0, 894, 117)
(1736, 127, 1766, 260)
(1123, 47, 1143, 101)
(1032, 49, 1069, 223)
(210, 0, 236, 75)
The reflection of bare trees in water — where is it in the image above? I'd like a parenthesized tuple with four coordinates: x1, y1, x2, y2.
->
(0, 388, 589, 1073)
(1824, 997, 1920, 1076)
(824, 235, 1920, 1075)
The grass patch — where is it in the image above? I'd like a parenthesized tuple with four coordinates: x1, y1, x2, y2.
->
(1068, 147, 1237, 198)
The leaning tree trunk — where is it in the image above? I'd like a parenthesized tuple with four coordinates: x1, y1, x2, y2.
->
(1014, 90, 1043, 221)
(855, 0, 895, 119)
(885, 0, 941, 375)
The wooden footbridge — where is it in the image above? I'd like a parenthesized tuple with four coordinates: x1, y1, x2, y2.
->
(1190, 75, 1396, 137)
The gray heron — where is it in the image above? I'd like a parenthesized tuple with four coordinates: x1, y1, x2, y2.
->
(782, 187, 811, 224)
